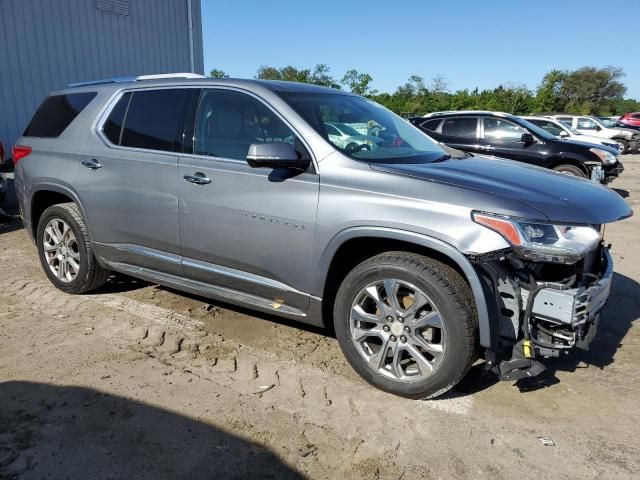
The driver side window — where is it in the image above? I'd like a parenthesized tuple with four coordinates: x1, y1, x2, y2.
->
(483, 118, 525, 142)
(194, 89, 297, 161)
(577, 118, 598, 130)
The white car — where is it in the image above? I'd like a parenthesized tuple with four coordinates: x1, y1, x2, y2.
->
(523, 116, 622, 152)
(325, 122, 383, 151)
(548, 115, 639, 154)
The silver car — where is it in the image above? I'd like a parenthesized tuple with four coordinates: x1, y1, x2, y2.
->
(14, 75, 632, 399)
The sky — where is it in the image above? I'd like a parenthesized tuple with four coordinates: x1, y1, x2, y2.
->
(202, 0, 640, 99)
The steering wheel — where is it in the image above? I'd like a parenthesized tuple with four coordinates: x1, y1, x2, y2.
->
(345, 142, 371, 153)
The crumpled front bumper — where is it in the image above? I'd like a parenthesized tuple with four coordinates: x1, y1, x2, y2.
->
(529, 248, 613, 350)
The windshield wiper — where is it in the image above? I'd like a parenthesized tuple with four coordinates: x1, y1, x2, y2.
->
(432, 154, 452, 163)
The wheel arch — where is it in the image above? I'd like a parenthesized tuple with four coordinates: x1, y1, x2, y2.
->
(547, 157, 589, 176)
(29, 184, 88, 241)
(315, 227, 492, 347)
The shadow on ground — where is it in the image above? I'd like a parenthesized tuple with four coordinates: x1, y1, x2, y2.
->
(0, 381, 303, 480)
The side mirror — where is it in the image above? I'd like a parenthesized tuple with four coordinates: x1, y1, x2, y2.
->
(595, 125, 602, 131)
(558, 130, 569, 138)
(521, 133, 535, 144)
(246, 142, 309, 170)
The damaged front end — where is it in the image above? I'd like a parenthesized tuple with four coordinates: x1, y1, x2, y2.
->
(470, 212, 620, 381)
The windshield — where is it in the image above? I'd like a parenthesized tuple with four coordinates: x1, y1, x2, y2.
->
(279, 92, 444, 163)
(599, 118, 617, 128)
(332, 123, 361, 136)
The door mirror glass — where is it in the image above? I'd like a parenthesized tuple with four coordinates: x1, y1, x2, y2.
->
(520, 133, 535, 144)
(246, 142, 308, 170)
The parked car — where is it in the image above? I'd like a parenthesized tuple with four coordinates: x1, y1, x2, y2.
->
(14, 76, 632, 399)
(548, 115, 640, 154)
(325, 122, 383, 152)
(523, 116, 622, 152)
(598, 116, 640, 133)
(410, 111, 622, 183)
(619, 112, 640, 128)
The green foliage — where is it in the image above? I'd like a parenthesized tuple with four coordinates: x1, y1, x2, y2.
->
(209, 68, 229, 78)
(248, 64, 638, 116)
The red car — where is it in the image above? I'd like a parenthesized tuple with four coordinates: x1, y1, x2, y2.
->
(619, 112, 640, 127)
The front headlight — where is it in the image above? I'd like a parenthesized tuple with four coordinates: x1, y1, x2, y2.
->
(472, 212, 601, 264)
(589, 147, 617, 165)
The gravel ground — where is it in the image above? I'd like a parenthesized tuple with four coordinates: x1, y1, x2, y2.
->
(1, 157, 639, 479)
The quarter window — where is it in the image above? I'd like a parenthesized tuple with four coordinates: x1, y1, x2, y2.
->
(441, 117, 477, 138)
(120, 89, 189, 152)
(194, 89, 298, 161)
(24, 92, 97, 138)
(483, 118, 525, 141)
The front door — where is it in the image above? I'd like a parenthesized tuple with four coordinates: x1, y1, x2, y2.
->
(177, 88, 319, 313)
(75, 88, 191, 275)
(480, 117, 543, 166)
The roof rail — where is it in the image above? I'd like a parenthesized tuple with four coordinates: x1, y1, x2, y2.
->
(136, 72, 205, 81)
(67, 72, 205, 88)
(67, 76, 136, 88)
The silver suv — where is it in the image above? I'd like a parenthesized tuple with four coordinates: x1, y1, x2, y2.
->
(14, 75, 632, 399)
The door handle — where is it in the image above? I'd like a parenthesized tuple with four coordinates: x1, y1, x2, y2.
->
(183, 173, 211, 185)
(82, 159, 102, 170)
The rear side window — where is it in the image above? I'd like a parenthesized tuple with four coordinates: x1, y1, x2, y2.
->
(24, 92, 97, 137)
(441, 117, 477, 138)
(103, 93, 131, 145)
(120, 89, 189, 152)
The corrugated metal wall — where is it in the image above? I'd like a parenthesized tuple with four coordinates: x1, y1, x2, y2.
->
(0, 0, 204, 152)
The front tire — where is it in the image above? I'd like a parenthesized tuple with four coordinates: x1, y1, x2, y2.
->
(615, 139, 628, 154)
(553, 164, 587, 178)
(333, 252, 478, 399)
(36, 203, 110, 294)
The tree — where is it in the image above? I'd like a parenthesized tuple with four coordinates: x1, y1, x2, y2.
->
(429, 74, 449, 94)
(311, 64, 341, 89)
(535, 69, 564, 113)
(209, 68, 229, 78)
(255, 65, 282, 80)
(341, 69, 374, 95)
(560, 66, 626, 114)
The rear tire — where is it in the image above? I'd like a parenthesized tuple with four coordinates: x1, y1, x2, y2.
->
(333, 252, 478, 399)
(36, 203, 110, 294)
(553, 164, 587, 178)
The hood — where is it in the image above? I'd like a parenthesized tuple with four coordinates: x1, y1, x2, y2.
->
(559, 138, 620, 155)
(370, 156, 632, 225)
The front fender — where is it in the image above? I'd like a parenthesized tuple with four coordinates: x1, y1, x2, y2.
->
(314, 226, 493, 348)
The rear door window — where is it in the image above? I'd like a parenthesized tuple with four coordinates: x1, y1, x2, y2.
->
(103, 93, 131, 145)
(440, 117, 477, 138)
(120, 89, 189, 152)
(24, 92, 97, 137)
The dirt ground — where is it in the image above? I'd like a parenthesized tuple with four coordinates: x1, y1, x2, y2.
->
(1, 156, 639, 480)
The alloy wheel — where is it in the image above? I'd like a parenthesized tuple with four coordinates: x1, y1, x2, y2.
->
(349, 279, 446, 382)
(42, 218, 80, 283)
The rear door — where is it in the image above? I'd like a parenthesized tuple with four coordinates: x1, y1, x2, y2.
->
(75, 88, 192, 275)
(177, 88, 319, 313)
(437, 116, 482, 154)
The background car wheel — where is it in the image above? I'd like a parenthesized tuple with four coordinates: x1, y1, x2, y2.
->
(615, 139, 628, 154)
(553, 164, 587, 178)
(333, 252, 478, 399)
(36, 203, 110, 294)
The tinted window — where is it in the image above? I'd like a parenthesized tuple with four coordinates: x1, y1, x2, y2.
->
(121, 89, 188, 152)
(528, 119, 563, 136)
(421, 119, 441, 131)
(441, 117, 477, 138)
(194, 89, 297, 161)
(483, 118, 525, 141)
(24, 92, 97, 137)
(103, 93, 131, 145)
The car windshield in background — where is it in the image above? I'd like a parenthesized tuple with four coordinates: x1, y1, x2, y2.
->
(280, 93, 444, 163)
